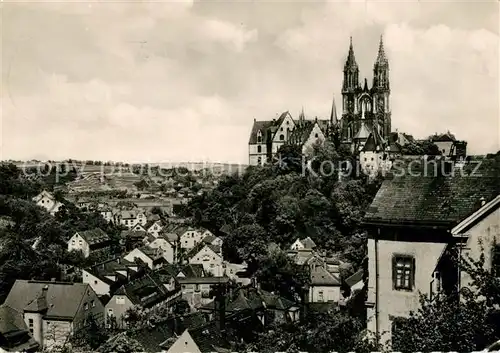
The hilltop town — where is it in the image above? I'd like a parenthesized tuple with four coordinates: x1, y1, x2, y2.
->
(0, 36, 499, 353)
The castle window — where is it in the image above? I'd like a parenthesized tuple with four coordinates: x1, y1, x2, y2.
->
(257, 157, 262, 165)
(393, 255, 415, 291)
(257, 146, 262, 153)
(28, 319, 34, 333)
(315, 133, 319, 138)
(279, 134, 284, 141)
(280, 127, 283, 131)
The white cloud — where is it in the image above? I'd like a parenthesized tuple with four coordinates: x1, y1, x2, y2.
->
(1, 1, 499, 163)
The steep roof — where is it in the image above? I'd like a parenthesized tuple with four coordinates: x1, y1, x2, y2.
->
(165, 330, 201, 353)
(248, 120, 273, 145)
(300, 236, 317, 249)
(310, 265, 341, 286)
(77, 228, 110, 246)
(116, 271, 179, 308)
(178, 264, 204, 278)
(362, 128, 386, 152)
(364, 158, 500, 226)
(248, 112, 292, 145)
(345, 269, 364, 287)
(353, 122, 372, 140)
(3, 280, 90, 320)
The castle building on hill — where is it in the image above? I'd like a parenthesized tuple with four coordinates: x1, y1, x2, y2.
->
(248, 36, 398, 167)
(248, 109, 335, 166)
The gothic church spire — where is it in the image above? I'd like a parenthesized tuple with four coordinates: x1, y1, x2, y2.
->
(344, 36, 358, 70)
(375, 35, 388, 67)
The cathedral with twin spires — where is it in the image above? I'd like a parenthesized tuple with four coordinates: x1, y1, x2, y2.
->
(339, 36, 391, 151)
(248, 36, 395, 167)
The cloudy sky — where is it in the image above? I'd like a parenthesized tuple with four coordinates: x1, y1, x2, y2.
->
(1, 0, 498, 163)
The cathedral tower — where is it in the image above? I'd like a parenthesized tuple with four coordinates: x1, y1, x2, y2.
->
(372, 35, 391, 138)
(341, 37, 360, 143)
(340, 35, 391, 150)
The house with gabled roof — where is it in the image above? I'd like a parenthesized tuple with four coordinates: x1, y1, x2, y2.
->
(288, 116, 326, 156)
(363, 158, 500, 347)
(290, 236, 317, 250)
(81, 256, 146, 297)
(309, 263, 342, 303)
(132, 223, 146, 232)
(123, 246, 167, 270)
(104, 269, 181, 329)
(145, 219, 164, 237)
(188, 244, 224, 276)
(359, 127, 397, 175)
(0, 280, 104, 350)
(32, 190, 63, 216)
(178, 277, 230, 309)
(201, 234, 223, 247)
(178, 226, 205, 250)
(115, 209, 147, 230)
(200, 286, 300, 326)
(249, 110, 333, 166)
(67, 228, 111, 258)
(177, 264, 205, 278)
(144, 234, 175, 264)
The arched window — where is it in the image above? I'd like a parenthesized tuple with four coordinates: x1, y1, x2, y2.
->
(257, 130, 262, 143)
(257, 145, 262, 153)
(257, 157, 262, 165)
(279, 134, 284, 141)
(315, 133, 319, 138)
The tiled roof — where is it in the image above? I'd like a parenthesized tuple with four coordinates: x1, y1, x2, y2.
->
(178, 264, 204, 278)
(0, 305, 39, 352)
(362, 128, 386, 152)
(189, 322, 232, 352)
(202, 235, 217, 244)
(0, 305, 27, 334)
(129, 312, 207, 352)
(289, 120, 315, 145)
(121, 230, 147, 240)
(345, 269, 364, 287)
(177, 277, 229, 285)
(139, 246, 167, 264)
(160, 232, 179, 243)
(364, 158, 500, 226)
(77, 228, 110, 246)
(201, 287, 297, 313)
(248, 112, 292, 145)
(116, 271, 179, 308)
(3, 280, 90, 319)
(310, 265, 341, 286)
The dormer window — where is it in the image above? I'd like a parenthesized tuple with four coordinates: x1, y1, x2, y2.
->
(257, 130, 263, 143)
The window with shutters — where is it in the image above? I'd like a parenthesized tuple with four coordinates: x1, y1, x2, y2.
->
(492, 245, 500, 277)
(393, 255, 415, 291)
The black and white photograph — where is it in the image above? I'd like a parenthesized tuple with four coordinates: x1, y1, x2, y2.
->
(1, 0, 499, 352)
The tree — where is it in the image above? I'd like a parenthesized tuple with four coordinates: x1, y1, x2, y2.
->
(392, 249, 500, 352)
